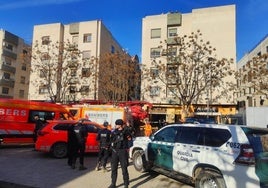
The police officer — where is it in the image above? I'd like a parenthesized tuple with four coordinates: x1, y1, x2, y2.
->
(108, 119, 131, 188)
(33, 114, 44, 143)
(72, 121, 88, 170)
(95, 121, 111, 172)
(67, 123, 76, 167)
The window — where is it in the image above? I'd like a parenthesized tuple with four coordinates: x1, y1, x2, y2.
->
(39, 85, 48, 94)
(21, 63, 26, 71)
(111, 45, 115, 54)
(168, 28, 177, 37)
(20, 76, 25, 84)
(19, 90, 24, 98)
(80, 86, 89, 95)
(72, 35, 79, 44)
(69, 86, 76, 93)
(41, 52, 50, 61)
(176, 127, 201, 144)
(82, 68, 90, 77)
(151, 28, 161, 39)
(42, 36, 50, 45)
(54, 123, 73, 131)
(150, 86, 160, 96)
(71, 69, 77, 76)
(83, 33, 92, 43)
(82, 50, 91, 59)
(29, 110, 55, 122)
(2, 87, 9, 94)
(202, 128, 231, 147)
(176, 127, 231, 147)
(153, 127, 177, 143)
(150, 68, 159, 78)
(150, 48, 161, 58)
(167, 47, 177, 57)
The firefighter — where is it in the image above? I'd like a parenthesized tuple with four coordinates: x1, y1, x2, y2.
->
(95, 121, 111, 172)
(108, 119, 132, 188)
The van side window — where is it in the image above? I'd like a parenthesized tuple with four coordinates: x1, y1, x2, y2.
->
(203, 128, 231, 147)
(29, 110, 55, 122)
(154, 127, 177, 143)
(176, 127, 201, 145)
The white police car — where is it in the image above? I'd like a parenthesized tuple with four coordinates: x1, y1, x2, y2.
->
(129, 123, 268, 188)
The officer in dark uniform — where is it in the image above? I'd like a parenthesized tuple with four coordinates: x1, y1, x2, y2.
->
(95, 121, 111, 172)
(72, 121, 88, 170)
(108, 119, 132, 188)
(33, 114, 44, 143)
(67, 123, 77, 167)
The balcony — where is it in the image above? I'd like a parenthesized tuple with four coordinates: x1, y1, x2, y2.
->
(0, 78, 15, 88)
(1, 63, 16, 74)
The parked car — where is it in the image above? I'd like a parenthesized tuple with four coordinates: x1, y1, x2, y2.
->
(35, 119, 104, 158)
(129, 123, 268, 188)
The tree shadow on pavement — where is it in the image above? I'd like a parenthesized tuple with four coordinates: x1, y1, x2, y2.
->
(118, 171, 159, 188)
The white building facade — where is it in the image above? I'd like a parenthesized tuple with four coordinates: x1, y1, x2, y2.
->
(29, 20, 130, 102)
(141, 5, 236, 105)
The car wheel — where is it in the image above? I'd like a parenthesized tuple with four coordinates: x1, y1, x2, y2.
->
(133, 150, 148, 172)
(195, 170, 226, 188)
(52, 142, 67, 158)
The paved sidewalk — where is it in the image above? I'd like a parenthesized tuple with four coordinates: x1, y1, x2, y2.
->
(0, 147, 193, 188)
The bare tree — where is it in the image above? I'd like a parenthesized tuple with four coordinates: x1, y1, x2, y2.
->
(235, 53, 268, 104)
(30, 40, 82, 103)
(142, 30, 235, 117)
(98, 52, 141, 103)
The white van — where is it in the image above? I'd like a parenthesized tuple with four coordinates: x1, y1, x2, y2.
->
(129, 124, 268, 188)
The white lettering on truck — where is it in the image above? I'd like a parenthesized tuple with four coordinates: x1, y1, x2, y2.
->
(0, 108, 27, 116)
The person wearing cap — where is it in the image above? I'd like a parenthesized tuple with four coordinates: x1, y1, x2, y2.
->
(108, 119, 132, 188)
(95, 121, 111, 172)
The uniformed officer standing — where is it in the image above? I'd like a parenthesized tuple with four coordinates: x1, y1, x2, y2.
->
(95, 121, 111, 172)
(108, 119, 131, 188)
(72, 121, 88, 170)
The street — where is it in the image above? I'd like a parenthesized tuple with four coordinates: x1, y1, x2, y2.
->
(0, 146, 193, 188)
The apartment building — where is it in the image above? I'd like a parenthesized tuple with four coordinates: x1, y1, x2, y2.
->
(29, 20, 140, 103)
(0, 29, 30, 99)
(141, 5, 237, 123)
(141, 5, 236, 105)
(237, 34, 268, 108)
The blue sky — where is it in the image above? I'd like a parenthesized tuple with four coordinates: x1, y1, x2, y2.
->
(0, 0, 267, 61)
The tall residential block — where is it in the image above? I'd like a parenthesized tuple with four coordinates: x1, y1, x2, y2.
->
(0, 29, 30, 99)
(141, 5, 236, 105)
(29, 20, 140, 102)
